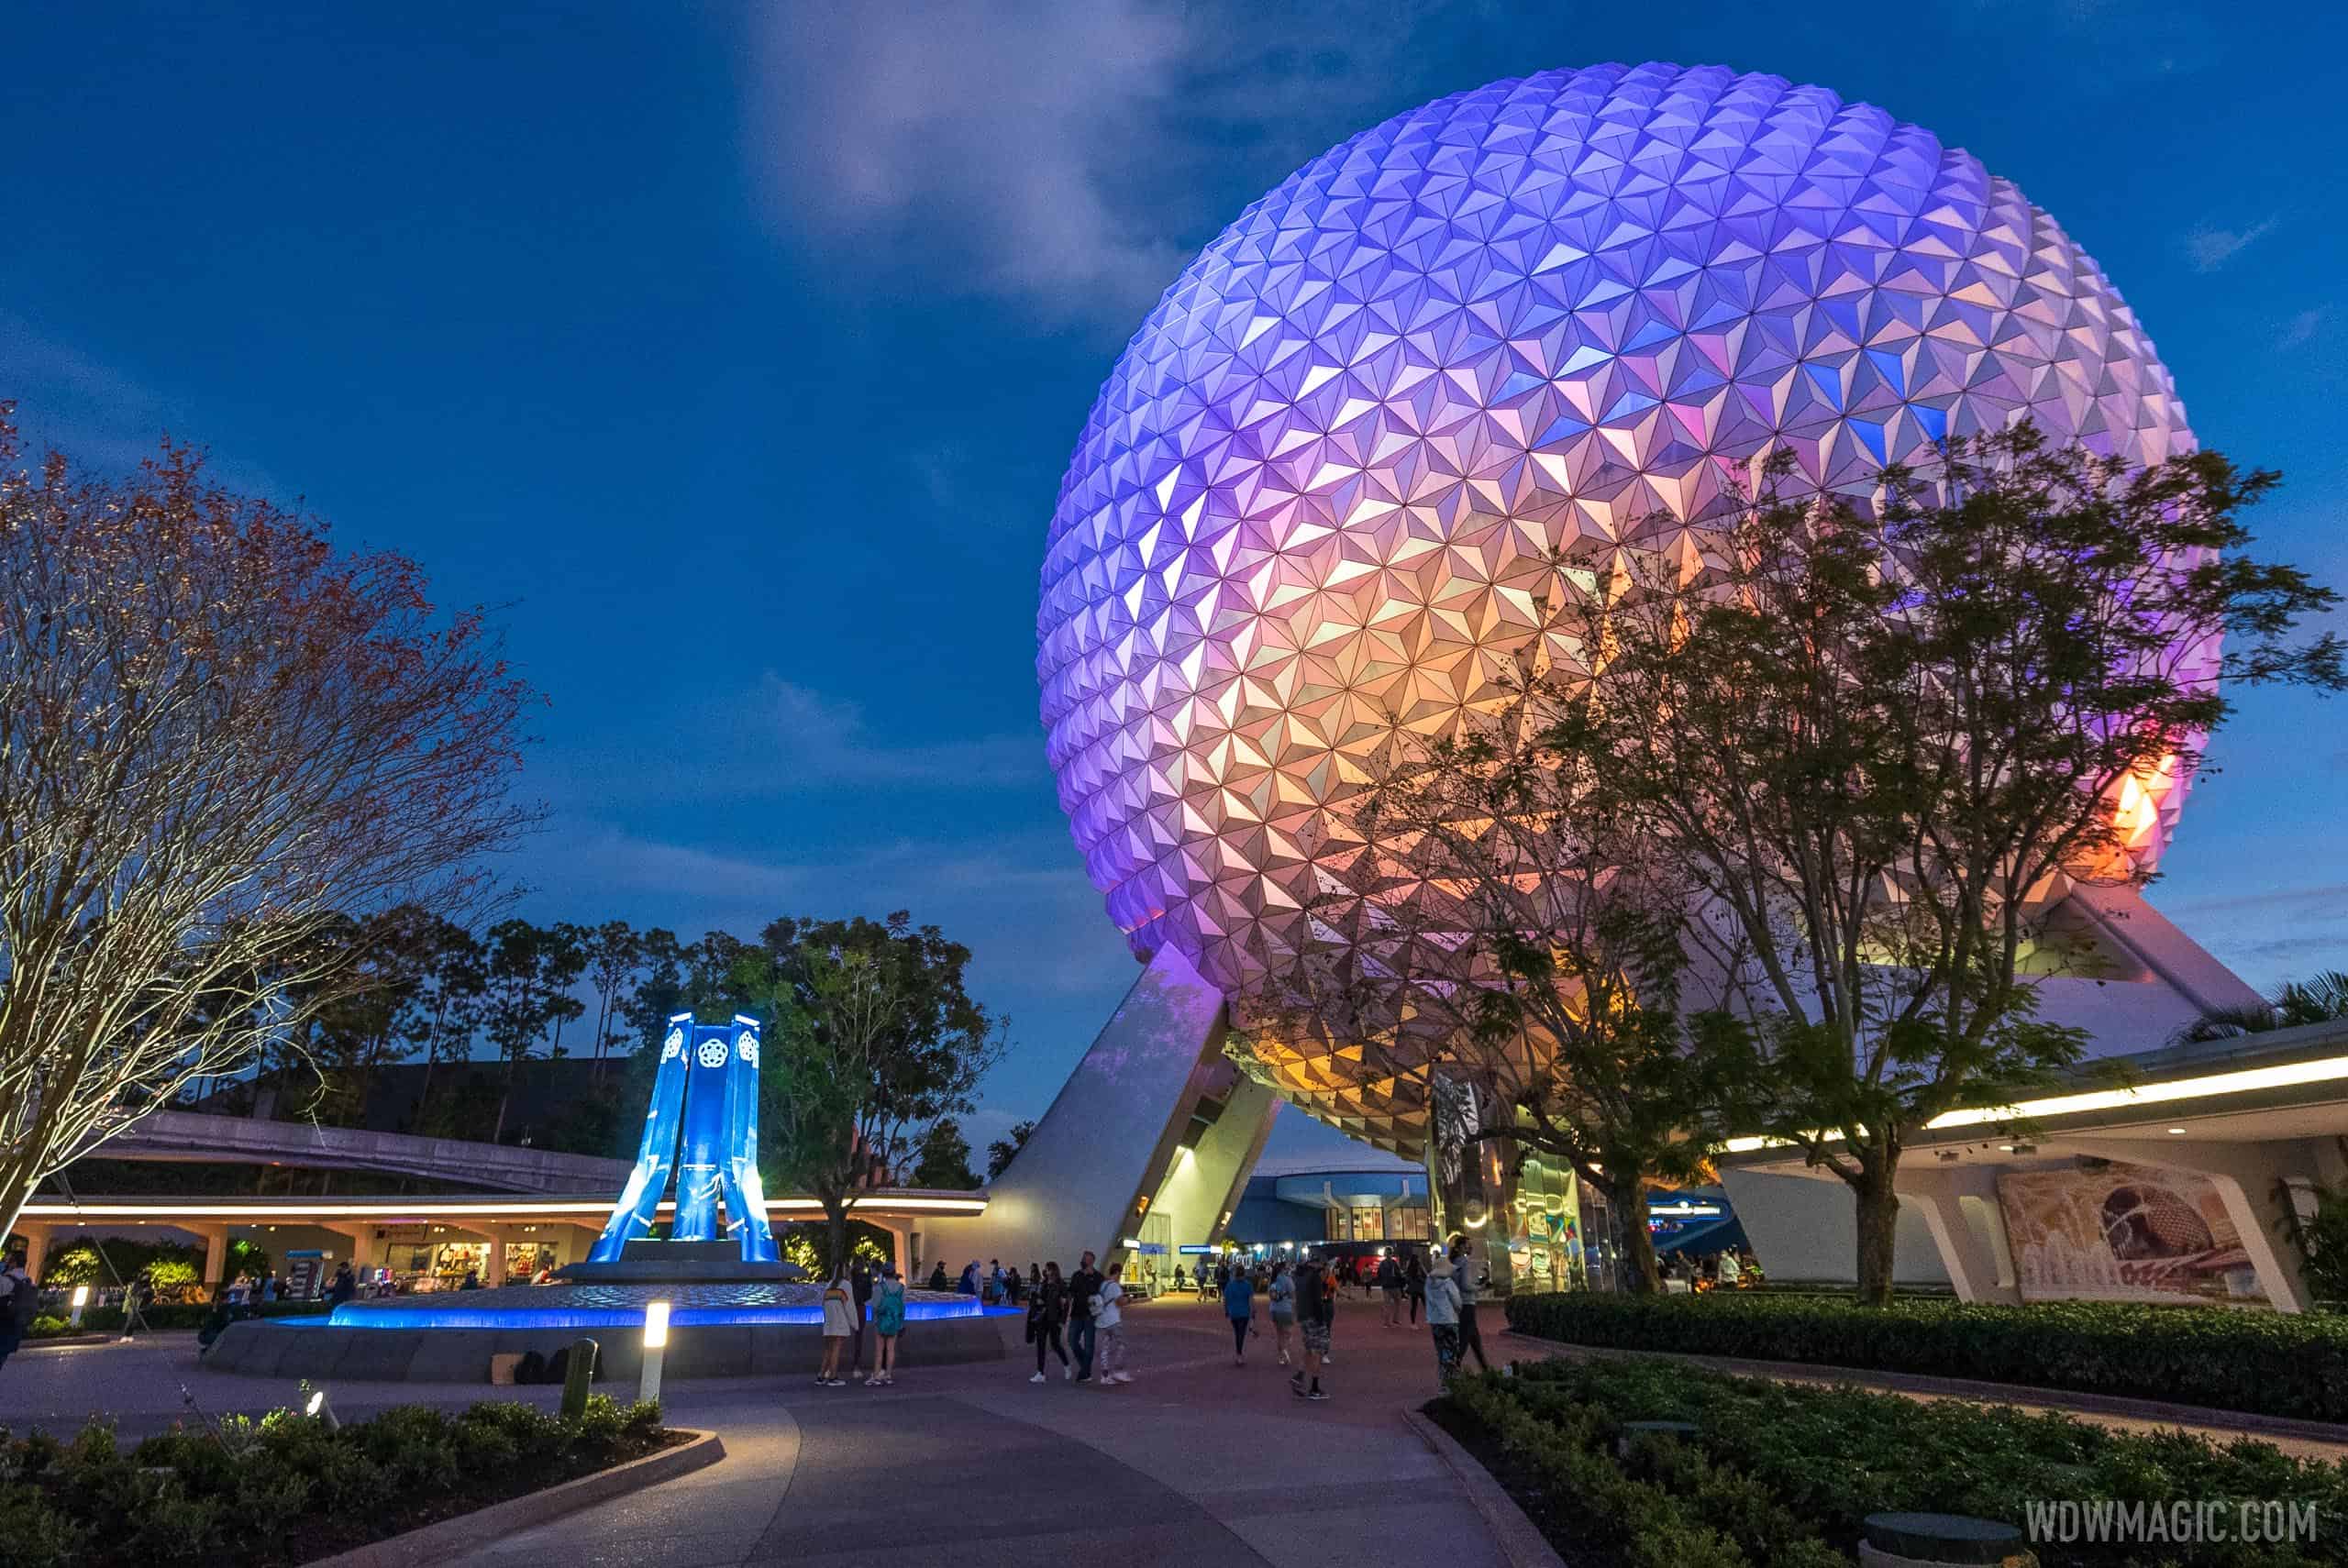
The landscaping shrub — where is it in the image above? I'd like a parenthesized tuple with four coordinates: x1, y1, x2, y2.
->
(26, 1299, 332, 1337)
(1435, 1357, 2348, 1568)
(1504, 1291, 2348, 1422)
(0, 1394, 670, 1568)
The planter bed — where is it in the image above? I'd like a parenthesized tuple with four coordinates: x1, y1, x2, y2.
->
(1505, 1291, 2348, 1423)
(1432, 1357, 2348, 1567)
(0, 1393, 680, 1567)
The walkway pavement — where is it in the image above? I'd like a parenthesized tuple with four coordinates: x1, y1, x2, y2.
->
(0, 1295, 1506, 1568)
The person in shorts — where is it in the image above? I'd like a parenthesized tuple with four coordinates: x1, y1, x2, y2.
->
(1091, 1261, 1132, 1385)
(1290, 1257, 1332, 1401)
(817, 1270, 856, 1386)
(1266, 1260, 1296, 1366)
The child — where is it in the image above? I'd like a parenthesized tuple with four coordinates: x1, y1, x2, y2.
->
(817, 1270, 855, 1386)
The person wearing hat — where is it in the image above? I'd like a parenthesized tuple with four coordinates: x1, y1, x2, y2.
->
(1423, 1253, 1464, 1380)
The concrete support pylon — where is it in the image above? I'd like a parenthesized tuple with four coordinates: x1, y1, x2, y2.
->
(11, 1220, 51, 1283)
(197, 1223, 230, 1301)
(929, 946, 1277, 1273)
(1898, 1167, 2021, 1305)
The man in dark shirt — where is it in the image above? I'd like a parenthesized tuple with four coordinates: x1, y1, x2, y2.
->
(1066, 1250, 1104, 1384)
(1289, 1258, 1333, 1400)
(849, 1258, 875, 1369)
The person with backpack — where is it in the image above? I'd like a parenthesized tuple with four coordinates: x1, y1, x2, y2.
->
(1026, 1260, 1070, 1383)
(1221, 1258, 1255, 1364)
(1066, 1250, 1103, 1384)
(1266, 1261, 1297, 1366)
(1091, 1261, 1132, 1386)
(866, 1263, 905, 1386)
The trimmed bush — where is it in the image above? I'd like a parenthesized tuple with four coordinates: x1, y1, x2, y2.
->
(0, 1394, 670, 1568)
(1504, 1291, 2348, 1422)
(1437, 1356, 2348, 1568)
(26, 1299, 331, 1337)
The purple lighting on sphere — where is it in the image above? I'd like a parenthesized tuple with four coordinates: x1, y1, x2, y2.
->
(1038, 62, 2197, 999)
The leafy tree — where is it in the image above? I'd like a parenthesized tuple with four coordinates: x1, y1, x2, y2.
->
(1542, 428, 2342, 1303)
(403, 919, 486, 1132)
(2176, 970, 2348, 1043)
(735, 912, 1004, 1264)
(1260, 709, 1742, 1294)
(481, 920, 587, 1143)
(985, 1120, 1036, 1180)
(0, 415, 538, 1241)
(583, 920, 643, 1076)
(917, 1119, 980, 1189)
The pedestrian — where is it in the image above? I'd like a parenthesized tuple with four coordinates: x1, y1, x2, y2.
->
(1066, 1249, 1103, 1384)
(817, 1269, 855, 1386)
(1423, 1255, 1463, 1379)
(1718, 1247, 1743, 1288)
(1449, 1235, 1491, 1374)
(260, 1274, 279, 1304)
(958, 1259, 980, 1296)
(327, 1263, 357, 1306)
(1376, 1250, 1402, 1327)
(1027, 1260, 1071, 1383)
(226, 1275, 250, 1309)
(850, 1255, 875, 1370)
(1221, 1258, 1254, 1364)
(0, 1251, 35, 1371)
(1092, 1261, 1132, 1385)
(1404, 1248, 1427, 1326)
(1290, 1253, 1331, 1401)
(1266, 1261, 1296, 1366)
(866, 1263, 905, 1385)
(927, 1260, 951, 1292)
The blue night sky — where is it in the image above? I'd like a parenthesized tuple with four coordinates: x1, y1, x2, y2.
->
(4, 3, 2343, 1157)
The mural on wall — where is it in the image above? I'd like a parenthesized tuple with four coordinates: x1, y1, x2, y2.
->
(1996, 1161, 2265, 1305)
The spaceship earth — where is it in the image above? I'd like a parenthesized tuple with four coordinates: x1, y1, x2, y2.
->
(1037, 62, 2198, 1146)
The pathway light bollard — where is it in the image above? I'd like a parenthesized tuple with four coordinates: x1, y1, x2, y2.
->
(562, 1336, 599, 1419)
(639, 1300, 671, 1408)
(1858, 1512, 2034, 1568)
(305, 1387, 341, 1432)
(69, 1286, 90, 1329)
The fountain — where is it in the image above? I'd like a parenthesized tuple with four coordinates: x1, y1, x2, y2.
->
(205, 1014, 1001, 1381)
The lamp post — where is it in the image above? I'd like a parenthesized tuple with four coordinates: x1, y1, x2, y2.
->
(67, 1285, 90, 1329)
(639, 1299, 671, 1406)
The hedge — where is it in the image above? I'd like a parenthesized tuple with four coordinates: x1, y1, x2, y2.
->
(1503, 1291, 2348, 1423)
(1434, 1357, 2348, 1568)
(0, 1395, 670, 1568)
(28, 1300, 332, 1338)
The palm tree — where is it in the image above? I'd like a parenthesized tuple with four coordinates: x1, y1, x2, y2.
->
(2174, 971, 2348, 1043)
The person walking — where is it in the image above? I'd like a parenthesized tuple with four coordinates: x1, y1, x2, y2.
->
(1221, 1259, 1255, 1364)
(0, 1251, 36, 1371)
(1266, 1260, 1296, 1367)
(1066, 1250, 1103, 1384)
(1449, 1235, 1491, 1374)
(817, 1270, 856, 1386)
(1027, 1260, 1070, 1382)
(1092, 1261, 1132, 1385)
(866, 1263, 905, 1385)
(1423, 1254, 1463, 1379)
(1717, 1247, 1742, 1288)
(1375, 1251, 1402, 1328)
(327, 1263, 357, 1307)
(1403, 1248, 1427, 1327)
(1290, 1253, 1332, 1400)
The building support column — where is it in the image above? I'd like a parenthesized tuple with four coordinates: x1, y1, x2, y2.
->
(198, 1224, 230, 1302)
(1897, 1168, 2021, 1306)
(11, 1220, 51, 1283)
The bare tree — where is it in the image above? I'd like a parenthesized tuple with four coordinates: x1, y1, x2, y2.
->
(0, 415, 539, 1238)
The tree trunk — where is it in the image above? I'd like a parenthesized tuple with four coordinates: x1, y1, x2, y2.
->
(1852, 1153, 1900, 1308)
(825, 1198, 849, 1279)
(1611, 1176, 1663, 1294)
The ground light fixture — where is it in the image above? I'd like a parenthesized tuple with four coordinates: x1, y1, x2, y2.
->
(639, 1298, 672, 1406)
(305, 1387, 340, 1431)
(68, 1285, 89, 1328)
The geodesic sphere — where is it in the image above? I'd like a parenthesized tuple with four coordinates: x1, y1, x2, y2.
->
(1038, 61, 2196, 999)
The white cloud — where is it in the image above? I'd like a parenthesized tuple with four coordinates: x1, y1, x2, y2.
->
(2279, 305, 2332, 351)
(737, 2, 1440, 332)
(2184, 216, 2278, 272)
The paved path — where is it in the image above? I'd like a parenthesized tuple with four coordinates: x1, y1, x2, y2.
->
(0, 1298, 1502, 1568)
